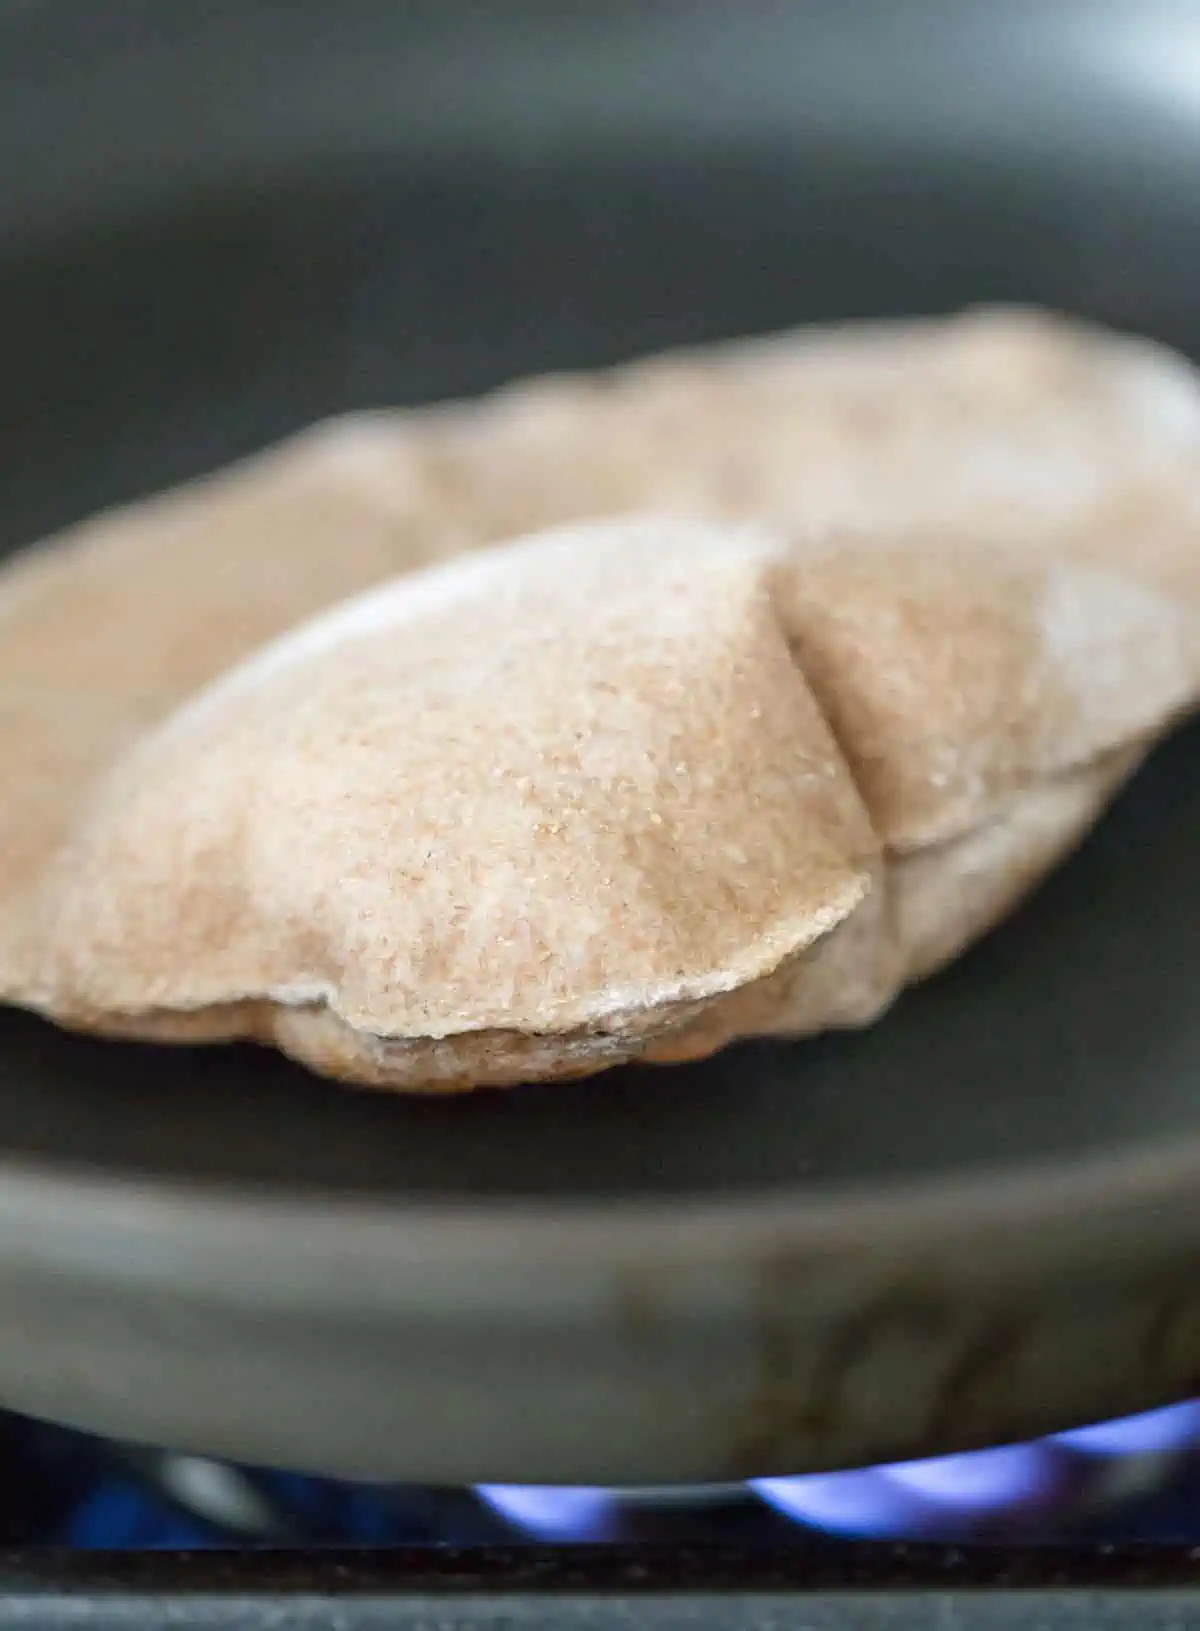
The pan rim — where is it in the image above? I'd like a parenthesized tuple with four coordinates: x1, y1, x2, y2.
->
(1, 1118, 1198, 1292)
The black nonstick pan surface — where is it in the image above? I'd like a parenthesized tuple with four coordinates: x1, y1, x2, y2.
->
(1, 0, 1199, 1485)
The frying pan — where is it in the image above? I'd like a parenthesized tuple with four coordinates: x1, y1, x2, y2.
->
(2, 0, 1200, 1486)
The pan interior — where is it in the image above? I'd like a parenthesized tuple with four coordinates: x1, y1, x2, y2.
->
(1, 1, 1199, 1208)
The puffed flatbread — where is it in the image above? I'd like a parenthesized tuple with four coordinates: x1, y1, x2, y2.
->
(0, 307, 1197, 1088)
(5, 511, 1195, 1090)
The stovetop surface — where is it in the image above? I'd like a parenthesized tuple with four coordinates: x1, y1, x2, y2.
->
(6, 1546, 1200, 1631)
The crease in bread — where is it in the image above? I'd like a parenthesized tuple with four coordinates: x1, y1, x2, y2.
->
(0, 305, 1199, 1089)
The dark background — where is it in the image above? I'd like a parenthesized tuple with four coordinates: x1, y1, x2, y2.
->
(2, 0, 1199, 552)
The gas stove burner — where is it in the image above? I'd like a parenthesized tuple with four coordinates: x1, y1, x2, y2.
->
(2, 1402, 1198, 1547)
(8, 1400, 1192, 1549)
(469, 1403, 1200, 1541)
(474, 1403, 1200, 1542)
